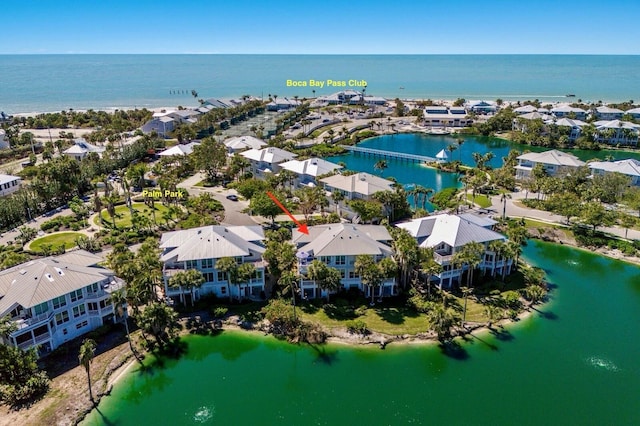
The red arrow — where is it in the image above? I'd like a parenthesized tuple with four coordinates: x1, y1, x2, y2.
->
(266, 191, 309, 235)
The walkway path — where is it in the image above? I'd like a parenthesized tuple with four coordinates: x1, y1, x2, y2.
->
(488, 190, 640, 241)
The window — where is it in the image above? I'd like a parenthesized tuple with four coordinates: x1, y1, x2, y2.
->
(99, 299, 112, 309)
(34, 302, 49, 316)
(202, 259, 214, 269)
(320, 256, 331, 265)
(87, 302, 98, 312)
(63, 328, 68, 335)
(76, 320, 88, 330)
(348, 271, 360, 279)
(335, 256, 346, 265)
(217, 271, 228, 282)
(70, 289, 83, 302)
(220, 286, 226, 294)
(252, 270, 263, 280)
(55, 311, 69, 325)
(235, 257, 243, 264)
(86, 283, 99, 294)
(73, 304, 86, 318)
(204, 272, 214, 282)
(186, 260, 198, 269)
(52, 295, 67, 309)
(339, 269, 346, 279)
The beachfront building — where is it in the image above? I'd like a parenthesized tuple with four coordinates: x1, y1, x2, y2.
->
(0, 174, 21, 197)
(0, 129, 8, 149)
(397, 214, 513, 289)
(593, 120, 640, 146)
(550, 105, 588, 120)
(514, 149, 586, 180)
(466, 100, 497, 114)
(279, 157, 343, 188)
(223, 135, 266, 154)
(589, 159, 640, 186)
(594, 106, 624, 121)
(423, 106, 472, 127)
(320, 172, 395, 202)
(240, 147, 297, 178)
(0, 250, 124, 355)
(293, 224, 396, 299)
(63, 138, 105, 161)
(266, 97, 300, 111)
(316, 90, 363, 105)
(160, 225, 266, 302)
(158, 141, 200, 157)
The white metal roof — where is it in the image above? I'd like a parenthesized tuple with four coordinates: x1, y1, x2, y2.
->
(280, 158, 342, 177)
(320, 172, 394, 196)
(293, 224, 392, 257)
(517, 150, 586, 167)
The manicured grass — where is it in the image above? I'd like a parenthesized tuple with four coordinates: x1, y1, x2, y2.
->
(466, 193, 492, 208)
(30, 232, 83, 253)
(94, 202, 170, 228)
(300, 303, 432, 335)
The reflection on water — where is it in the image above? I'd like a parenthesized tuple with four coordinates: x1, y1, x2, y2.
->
(191, 405, 214, 423)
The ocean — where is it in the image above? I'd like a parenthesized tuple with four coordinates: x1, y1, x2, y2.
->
(2, 54, 640, 114)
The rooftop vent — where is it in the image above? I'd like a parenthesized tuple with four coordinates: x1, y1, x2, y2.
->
(54, 267, 65, 276)
(45, 273, 54, 282)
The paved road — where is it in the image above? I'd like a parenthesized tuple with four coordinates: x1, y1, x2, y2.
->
(177, 173, 257, 226)
(488, 191, 640, 241)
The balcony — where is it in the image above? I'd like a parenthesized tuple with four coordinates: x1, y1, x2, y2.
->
(433, 251, 453, 263)
(17, 332, 51, 350)
(13, 312, 51, 330)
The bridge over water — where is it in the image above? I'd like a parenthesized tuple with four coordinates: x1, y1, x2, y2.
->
(339, 145, 437, 163)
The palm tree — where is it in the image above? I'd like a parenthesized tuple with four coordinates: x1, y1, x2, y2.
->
(216, 257, 239, 302)
(169, 269, 205, 306)
(374, 160, 388, 176)
(307, 260, 341, 301)
(110, 290, 142, 364)
(78, 339, 97, 402)
(460, 286, 473, 327)
(355, 255, 383, 305)
(427, 301, 459, 342)
(332, 190, 345, 215)
(453, 241, 485, 288)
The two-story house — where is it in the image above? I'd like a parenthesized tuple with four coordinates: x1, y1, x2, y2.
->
(0, 250, 124, 355)
(588, 159, 640, 186)
(293, 224, 396, 299)
(397, 214, 513, 289)
(160, 225, 266, 302)
(279, 157, 343, 188)
(594, 106, 624, 121)
(320, 172, 395, 201)
(63, 138, 105, 161)
(514, 149, 586, 180)
(550, 105, 588, 120)
(240, 147, 297, 179)
(223, 135, 266, 154)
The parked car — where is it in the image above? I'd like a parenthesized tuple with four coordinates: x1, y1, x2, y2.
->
(226, 194, 239, 201)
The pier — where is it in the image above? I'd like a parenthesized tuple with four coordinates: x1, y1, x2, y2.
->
(339, 145, 437, 163)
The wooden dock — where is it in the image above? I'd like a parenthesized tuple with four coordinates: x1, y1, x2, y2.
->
(339, 145, 436, 163)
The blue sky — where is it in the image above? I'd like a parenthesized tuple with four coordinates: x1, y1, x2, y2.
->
(3, 0, 640, 54)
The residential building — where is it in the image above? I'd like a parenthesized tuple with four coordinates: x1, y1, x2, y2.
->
(293, 224, 396, 299)
(553, 118, 587, 141)
(550, 105, 588, 120)
(626, 107, 640, 120)
(158, 141, 200, 157)
(423, 106, 472, 127)
(63, 138, 105, 161)
(240, 147, 297, 178)
(593, 120, 640, 146)
(513, 105, 538, 114)
(0, 174, 21, 197)
(0, 129, 9, 149)
(320, 172, 395, 201)
(588, 159, 640, 186)
(279, 157, 343, 188)
(512, 112, 553, 132)
(515, 149, 586, 180)
(397, 214, 513, 289)
(160, 225, 266, 302)
(594, 106, 624, 121)
(223, 135, 266, 153)
(0, 250, 124, 355)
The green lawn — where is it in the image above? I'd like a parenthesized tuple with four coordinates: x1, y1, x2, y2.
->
(94, 202, 170, 228)
(466, 193, 492, 208)
(300, 303, 432, 335)
(30, 232, 83, 253)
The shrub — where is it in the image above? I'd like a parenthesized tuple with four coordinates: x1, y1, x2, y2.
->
(354, 305, 368, 316)
(345, 319, 369, 335)
(211, 306, 228, 319)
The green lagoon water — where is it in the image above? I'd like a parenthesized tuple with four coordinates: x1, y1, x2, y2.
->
(83, 241, 640, 426)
